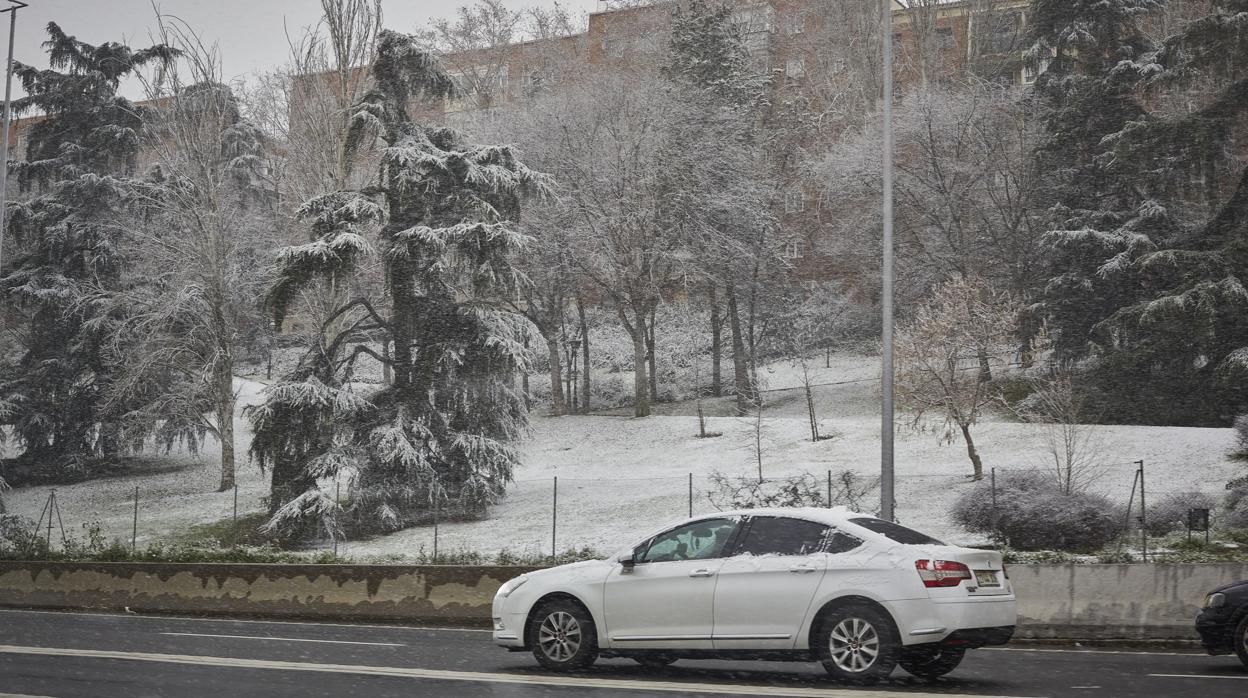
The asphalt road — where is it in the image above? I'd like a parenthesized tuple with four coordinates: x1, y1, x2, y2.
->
(0, 609, 1245, 697)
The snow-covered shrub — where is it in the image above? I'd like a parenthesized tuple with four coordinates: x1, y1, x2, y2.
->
(1234, 416, 1248, 456)
(1147, 491, 1217, 536)
(707, 470, 877, 511)
(1225, 483, 1248, 531)
(0, 515, 44, 559)
(953, 472, 1125, 552)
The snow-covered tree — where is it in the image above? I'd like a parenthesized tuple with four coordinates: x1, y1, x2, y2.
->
(1076, 1, 1248, 424)
(0, 24, 177, 482)
(897, 276, 1021, 481)
(1029, 0, 1163, 364)
(103, 23, 272, 492)
(250, 30, 546, 536)
(664, 0, 774, 415)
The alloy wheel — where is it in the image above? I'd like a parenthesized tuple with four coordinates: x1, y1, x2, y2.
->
(538, 611, 582, 663)
(828, 617, 881, 673)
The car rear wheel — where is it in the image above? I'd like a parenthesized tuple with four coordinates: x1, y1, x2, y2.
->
(815, 605, 900, 684)
(1236, 614, 1248, 668)
(529, 599, 598, 671)
(899, 645, 966, 679)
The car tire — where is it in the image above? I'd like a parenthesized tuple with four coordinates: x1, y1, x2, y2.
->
(815, 604, 901, 684)
(529, 599, 598, 671)
(899, 645, 966, 679)
(1236, 613, 1248, 669)
(632, 655, 677, 668)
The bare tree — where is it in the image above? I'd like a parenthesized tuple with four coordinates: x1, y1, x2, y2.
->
(105, 19, 273, 491)
(1016, 372, 1106, 495)
(897, 276, 1021, 480)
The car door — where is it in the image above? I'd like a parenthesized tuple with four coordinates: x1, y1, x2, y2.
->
(712, 516, 842, 650)
(602, 517, 740, 650)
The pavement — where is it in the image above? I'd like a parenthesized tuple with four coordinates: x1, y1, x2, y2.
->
(0, 608, 1245, 697)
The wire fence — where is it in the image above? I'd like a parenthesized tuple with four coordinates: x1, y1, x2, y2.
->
(13, 455, 1232, 563)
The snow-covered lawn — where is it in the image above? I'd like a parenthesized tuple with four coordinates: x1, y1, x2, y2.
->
(3, 357, 1240, 559)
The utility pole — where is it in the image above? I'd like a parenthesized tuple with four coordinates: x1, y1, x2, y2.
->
(880, 0, 896, 521)
(0, 2, 28, 278)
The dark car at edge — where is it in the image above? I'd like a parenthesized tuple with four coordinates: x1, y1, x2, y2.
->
(1196, 580, 1248, 668)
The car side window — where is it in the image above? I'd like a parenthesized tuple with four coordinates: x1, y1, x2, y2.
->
(825, 528, 864, 554)
(637, 518, 737, 563)
(734, 516, 832, 556)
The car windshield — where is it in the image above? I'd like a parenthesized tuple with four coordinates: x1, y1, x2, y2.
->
(849, 518, 944, 546)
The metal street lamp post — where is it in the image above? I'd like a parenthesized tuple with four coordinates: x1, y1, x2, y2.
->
(0, 1, 26, 279)
(880, 0, 896, 522)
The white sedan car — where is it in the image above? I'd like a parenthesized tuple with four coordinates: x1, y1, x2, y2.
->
(492, 507, 1016, 682)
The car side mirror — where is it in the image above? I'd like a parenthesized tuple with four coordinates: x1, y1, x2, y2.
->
(620, 556, 636, 573)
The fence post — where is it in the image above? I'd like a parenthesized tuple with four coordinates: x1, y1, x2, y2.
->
(333, 479, 340, 558)
(1136, 459, 1146, 562)
(688, 473, 693, 518)
(551, 476, 558, 558)
(232, 481, 239, 548)
(433, 496, 439, 561)
(827, 470, 832, 508)
(990, 468, 998, 546)
(131, 486, 139, 554)
(46, 489, 55, 552)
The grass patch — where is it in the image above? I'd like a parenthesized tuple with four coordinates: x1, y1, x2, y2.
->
(174, 512, 274, 547)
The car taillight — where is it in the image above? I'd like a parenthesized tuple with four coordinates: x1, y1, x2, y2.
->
(1001, 562, 1009, 579)
(915, 559, 973, 588)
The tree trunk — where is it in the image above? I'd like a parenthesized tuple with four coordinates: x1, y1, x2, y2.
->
(727, 284, 751, 417)
(577, 296, 590, 411)
(977, 347, 992, 383)
(631, 325, 650, 417)
(216, 364, 236, 492)
(382, 338, 393, 385)
(390, 256, 415, 389)
(803, 366, 819, 442)
(709, 284, 722, 397)
(646, 306, 658, 404)
(547, 336, 566, 416)
(961, 422, 984, 481)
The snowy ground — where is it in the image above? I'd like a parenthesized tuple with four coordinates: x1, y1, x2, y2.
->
(3, 356, 1240, 559)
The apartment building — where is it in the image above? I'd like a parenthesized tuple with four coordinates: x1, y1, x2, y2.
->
(406, 0, 1033, 292)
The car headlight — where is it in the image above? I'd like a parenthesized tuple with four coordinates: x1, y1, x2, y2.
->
(497, 576, 528, 598)
(1203, 593, 1225, 609)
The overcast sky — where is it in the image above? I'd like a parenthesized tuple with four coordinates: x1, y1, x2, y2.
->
(5, 0, 602, 100)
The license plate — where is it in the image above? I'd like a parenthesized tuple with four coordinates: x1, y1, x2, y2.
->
(974, 570, 1000, 587)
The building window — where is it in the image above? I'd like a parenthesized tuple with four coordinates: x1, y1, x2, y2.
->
(936, 27, 955, 51)
(785, 12, 806, 35)
(732, 4, 773, 35)
(784, 189, 805, 213)
(783, 240, 806, 259)
(785, 57, 805, 78)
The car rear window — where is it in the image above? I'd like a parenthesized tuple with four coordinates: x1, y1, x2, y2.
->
(849, 518, 944, 545)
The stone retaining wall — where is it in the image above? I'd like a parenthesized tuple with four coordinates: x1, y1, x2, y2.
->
(1, 561, 1244, 640)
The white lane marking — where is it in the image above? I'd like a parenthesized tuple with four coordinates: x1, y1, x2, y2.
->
(1148, 674, 1248, 681)
(0, 694, 59, 698)
(0, 608, 490, 633)
(160, 632, 405, 647)
(0, 644, 1036, 698)
(985, 647, 1202, 657)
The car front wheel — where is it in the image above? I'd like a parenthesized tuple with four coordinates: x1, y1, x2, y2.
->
(815, 605, 900, 684)
(529, 599, 598, 671)
(899, 645, 966, 679)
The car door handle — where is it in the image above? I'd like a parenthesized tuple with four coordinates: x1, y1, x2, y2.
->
(689, 568, 715, 578)
(789, 564, 818, 574)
